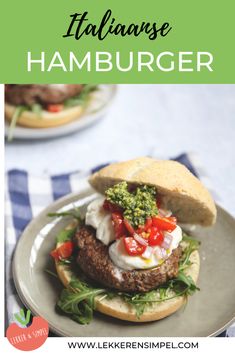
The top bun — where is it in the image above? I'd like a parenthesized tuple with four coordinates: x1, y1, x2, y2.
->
(89, 157, 216, 226)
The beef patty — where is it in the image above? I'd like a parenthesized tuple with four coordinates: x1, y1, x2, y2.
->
(75, 226, 182, 293)
(5, 84, 83, 106)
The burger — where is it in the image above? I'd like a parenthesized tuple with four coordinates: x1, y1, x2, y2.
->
(50, 157, 216, 324)
(5, 84, 97, 137)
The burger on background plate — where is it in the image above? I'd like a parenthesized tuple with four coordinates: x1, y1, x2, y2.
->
(5, 84, 97, 140)
(49, 157, 216, 324)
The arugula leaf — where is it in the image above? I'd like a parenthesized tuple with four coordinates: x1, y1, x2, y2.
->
(45, 269, 58, 279)
(64, 98, 83, 108)
(57, 279, 105, 324)
(175, 272, 200, 295)
(79, 84, 98, 101)
(64, 85, 98, 108)
(122, 291, 157, 318)
(159, 287, 168, 300)
(31, 103, 43, 116)
(182, 233, 201, 248)
(48, 208, 81, 221)
(179, 233, 200, 271)
(56, 228, 76, 244)
(121, 271, 199, 316)
(7, 106, 28, 141)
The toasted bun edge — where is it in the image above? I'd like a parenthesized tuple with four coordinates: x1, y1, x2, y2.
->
(5, 103, 84, 128)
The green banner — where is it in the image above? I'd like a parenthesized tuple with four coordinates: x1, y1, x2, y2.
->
(0, 0, 234, 83)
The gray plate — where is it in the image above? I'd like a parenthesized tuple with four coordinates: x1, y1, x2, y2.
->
(5, 85, 117, 140)
(13, 187, 235, 337)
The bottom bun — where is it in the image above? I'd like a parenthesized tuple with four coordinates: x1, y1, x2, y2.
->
(55, 236, 200, 323)
(5, 103, 84, 128)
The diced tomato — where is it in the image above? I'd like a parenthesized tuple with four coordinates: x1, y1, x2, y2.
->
(57, 241, 74, 258)
(166, 216, 177, 224)
(47, 104, 64, 113)
(103, 199, 122, 213)
(50, 241, 74, 260)
(123, 219, 135, 235)
(148, 228, 164, 246)
(111, 212, 126, 238)
(50, 248, 60, 260)
(123, 237, 146, 256)
(152, 216, 176, 231)
(144, 217, 152, 230)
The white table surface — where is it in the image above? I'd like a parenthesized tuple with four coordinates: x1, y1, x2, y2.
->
(5, 84, 235, 216)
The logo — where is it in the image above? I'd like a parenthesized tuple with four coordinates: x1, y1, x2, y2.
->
(6, 309, 49, 351)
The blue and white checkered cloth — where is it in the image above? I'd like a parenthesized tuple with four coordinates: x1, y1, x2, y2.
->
(5, 153, 235, 337)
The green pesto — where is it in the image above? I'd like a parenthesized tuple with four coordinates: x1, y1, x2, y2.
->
(105, 181, 158, 227)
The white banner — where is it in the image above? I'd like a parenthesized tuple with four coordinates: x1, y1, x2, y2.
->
(1, 337, 235, 353)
